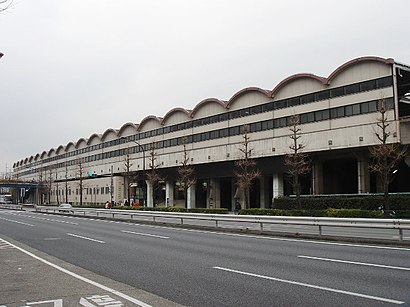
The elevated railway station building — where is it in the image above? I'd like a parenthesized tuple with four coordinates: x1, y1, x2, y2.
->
(12, 56, 410, 209)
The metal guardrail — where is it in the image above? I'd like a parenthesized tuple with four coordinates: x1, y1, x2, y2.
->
(0, 204, 23, 211)
(35, 206, 410, 241)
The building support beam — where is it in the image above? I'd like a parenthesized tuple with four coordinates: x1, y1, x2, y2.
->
(165, 180, 174, 207)
(272, 173, 284, 205)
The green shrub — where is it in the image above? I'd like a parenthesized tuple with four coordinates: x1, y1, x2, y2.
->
(273, 195, 410, 211)
(325, 208, 383, 218)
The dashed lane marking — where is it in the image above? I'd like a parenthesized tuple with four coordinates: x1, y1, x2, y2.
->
(66, 233, 106, 244)
(214, 266, 405, 305)
(298, 255, 410, 271)
(121, 230, 169, 239)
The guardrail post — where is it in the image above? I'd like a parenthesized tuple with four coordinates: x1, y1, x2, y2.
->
(131, 214, 133, 220)
(215, 220, 218, 228)
(318, 225, 322, 236)
(153, 216, 156, 222)
(260, 222, 263, 231)
(399, 229, 403, 241)
(112, 212, 115, 218)
(181, 218, 184, 225)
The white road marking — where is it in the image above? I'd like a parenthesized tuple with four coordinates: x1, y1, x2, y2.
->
(121, 230, 169, 239)
(298, 255, 410, 271)
(0, 216, 35, 226)
(132, 224, 410, 251)
(213, 266, 405, 305)
(26, 299, 63, 306)
(0, 237, 152, 307)
(66, 233, 105, 244)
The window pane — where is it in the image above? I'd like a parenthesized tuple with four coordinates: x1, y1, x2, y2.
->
(262, 102, 274, 112)
(345, 105, 353, 116)
(353, 104, 361, 115)
(360, 80, 376, 91)
(315, 90, 330, 101)
(344, 83, 360, 95)
(330, 87, 345, 98)
(274, 100, 286, 109)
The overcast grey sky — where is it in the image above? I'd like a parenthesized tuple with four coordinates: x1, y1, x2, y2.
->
(1, 0, 409, 174)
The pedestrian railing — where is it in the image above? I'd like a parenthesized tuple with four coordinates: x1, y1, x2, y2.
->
(0, 204, 23, 210)
(35, 206, 410, 242)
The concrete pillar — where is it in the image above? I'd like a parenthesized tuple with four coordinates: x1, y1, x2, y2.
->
(272, 173, 284, 206)
(209, 179, 221, 208)
(165, 180, 174, 207)
(358, 157, 370, 194)
(146, 180, 153, 207)
(312, 162, 323, 195)
(187, 184, 196, 209)
(259, 176, 268, 208)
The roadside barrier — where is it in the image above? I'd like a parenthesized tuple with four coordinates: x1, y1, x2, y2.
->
(35, 206, 410, 242)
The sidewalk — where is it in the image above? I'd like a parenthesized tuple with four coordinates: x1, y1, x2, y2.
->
(0, 236, 182, 307)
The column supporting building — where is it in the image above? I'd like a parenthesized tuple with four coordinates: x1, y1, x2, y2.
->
(358, 157, 370, 194)
(187, 184, 196, 209)
(146, 180, 153, 207)
(272, 173, 284, 206)
(165, 180, 174, 207)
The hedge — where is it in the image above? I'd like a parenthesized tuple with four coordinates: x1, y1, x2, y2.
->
(272, 195, 410, 211)
(112, 206, 228, 214)
(239, 208, 384, 218)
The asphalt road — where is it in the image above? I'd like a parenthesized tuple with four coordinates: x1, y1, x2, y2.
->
(1, 209, 409, 306)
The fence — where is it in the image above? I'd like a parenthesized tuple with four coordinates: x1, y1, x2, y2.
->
(34, 206, 410, 242)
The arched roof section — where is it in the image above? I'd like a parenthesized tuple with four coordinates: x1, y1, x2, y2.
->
(326, 56, 394, 84)
(75, 138, 87, 148)
(190, 98, 227, 117)
(28, 156, 34, 162)
(40, 151, 47, 159)
(66, 142, 75, 150)
(271, 74, 326, 96)
(226, 87, 271, 109)
(34, 154, 40, 161)
(24, 158, 28, 164)
(101, 129, 118, 142)
(161, 108, 190, 125)
(118, 122, 138, 136)
(86, 133, 102, 145)
(47, 148, 55, 157)
(56, 145, 65, 154)
(19, 159, 23, 165)
(137, 115, 162, 131)
(13, 162, 17, 168)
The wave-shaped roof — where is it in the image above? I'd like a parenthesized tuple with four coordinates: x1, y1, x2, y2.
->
(15, 56, 396, 166)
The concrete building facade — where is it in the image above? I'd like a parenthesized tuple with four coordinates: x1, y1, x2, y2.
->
(13, 56, 410, 208)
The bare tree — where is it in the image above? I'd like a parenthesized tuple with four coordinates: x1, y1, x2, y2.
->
(76, 158, 86, 206)
(0, 0, 13, 12)
(64, 161, 69, 203)
(177, 140, 196, 208)
(47, 168, 53, 204)
(146, 143, 163, 207)
(234, 125, 261, 209)
(369, 99, 407, 215)
(122, 149, 137, 205)
(55, 171, 60, 205)
(284, 114, 311, 208)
